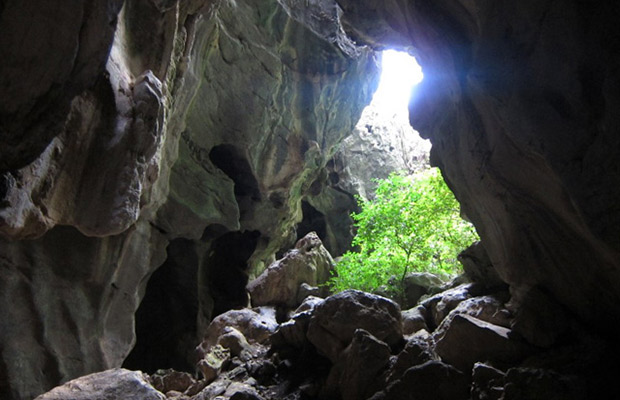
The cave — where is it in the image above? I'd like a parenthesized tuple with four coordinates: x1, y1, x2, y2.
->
(204, 230, 261, 317)
(1, 0, 620, 399)
(123, 239, 200, 374)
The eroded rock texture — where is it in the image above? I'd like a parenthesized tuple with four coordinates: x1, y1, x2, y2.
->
(1, 0, 620, 399)
(0, 0, 377, 398)
(337, 0, 620, 328)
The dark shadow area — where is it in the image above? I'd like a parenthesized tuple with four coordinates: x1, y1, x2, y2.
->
(209, 144, 261, 200)
(297, 200, 327, 243)
(204, 230, 260, 317)
(123, 239, 199, 373)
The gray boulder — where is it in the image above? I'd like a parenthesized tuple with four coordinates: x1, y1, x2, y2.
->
(247, 232, 334, 308)
(337, 329, 392, 400)
(307, 290, 403, 363)
(35, 369, 165, 400)
(369, 360, 469, 400)
(433, 313, 533, 373)
(196, 307, 278, 364)
(402, 305, 429, 335)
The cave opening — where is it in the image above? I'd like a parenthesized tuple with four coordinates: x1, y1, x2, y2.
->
(372, 49, 424, 116)
(204, 230, 261, 318)
(123, 239, 200, 374)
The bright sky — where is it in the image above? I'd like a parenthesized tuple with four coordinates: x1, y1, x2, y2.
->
(371, 50, 424, 116)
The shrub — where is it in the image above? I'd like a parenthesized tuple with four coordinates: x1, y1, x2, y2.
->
(329, 169, 479, 296)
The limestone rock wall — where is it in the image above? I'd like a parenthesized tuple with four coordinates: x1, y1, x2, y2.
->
(0, 0, 378, 398)
(2, 0, 620, 399)
(337, 0, 620, 328)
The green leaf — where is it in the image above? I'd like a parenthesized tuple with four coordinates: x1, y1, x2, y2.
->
(329, 168, 479, 296)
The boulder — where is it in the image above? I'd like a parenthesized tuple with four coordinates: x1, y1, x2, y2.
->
(150, 369, 196, 395)
(400, 272, 445, 308)
(433, 313, 533, 373)
(337, 329, 392, 400)
(402, 305, 429, 335)
(272, 296, 324, 350)
(421, 283, 480, 329)
(388, 335, 439, 383)
(369, 360, 470, 400)
(217, 327, 253, 359)
(449, 295, 512, 329)
(197, 344, 231, 383)
(197, 307, 278, 359)
(34, 368, 165, 400)
(307, 290, 403, 363)
(247, 232, 334, 308)
(224, 382, 264, 400)
(471, 362, 506, 400)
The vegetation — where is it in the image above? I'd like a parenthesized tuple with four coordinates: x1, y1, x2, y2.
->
(328, 168, 479, 295)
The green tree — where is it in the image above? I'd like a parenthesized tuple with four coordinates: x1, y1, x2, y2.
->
(329, 168, 478, 295)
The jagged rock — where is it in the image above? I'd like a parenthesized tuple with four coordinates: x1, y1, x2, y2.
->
(330, 102, 431, 201)
(401, 305, 429, 335)
(272, 296, 324, 349)
(247, 232, 334, 308)
(338, 0, 620, 341)
(337, 329, 392, 400)
(197, 308, 278, 359)
(34, 368, 165, 400)
(307, 290, 402, 363)
(217, 327, 253, 359)
(2, 0, 620, 399)
(198, 344, 231, 383)
(400, 273, 445, 308)
(150, 369, 196, 395)
(421, 283, 481, 329)
(433, 313, 533, 373)
(223, 382, 264, 400)
(0, 1, 378, 396)
(296, 282, 321, 304)
(369, 360, 470, 400)
(193, 379, 230, 400)
(449, 295, 512, 329)
(385, 334, 439, 386)
(471, 362, 506, 400)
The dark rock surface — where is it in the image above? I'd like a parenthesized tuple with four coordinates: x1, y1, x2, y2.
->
(338, 0, 620, 332)
(307, 290, 403, 362)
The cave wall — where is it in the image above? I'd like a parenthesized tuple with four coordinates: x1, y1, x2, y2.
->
(1, 0, 620, 399)
(337, 0, 620, 327)
(0, 0, 378, 399)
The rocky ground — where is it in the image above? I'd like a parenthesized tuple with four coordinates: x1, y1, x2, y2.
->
(35, 234, 618, 400)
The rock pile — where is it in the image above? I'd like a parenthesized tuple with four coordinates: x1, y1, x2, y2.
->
(35, 237, 617, 400)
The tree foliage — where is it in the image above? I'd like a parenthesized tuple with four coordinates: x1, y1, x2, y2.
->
(329, 168, 479, 294)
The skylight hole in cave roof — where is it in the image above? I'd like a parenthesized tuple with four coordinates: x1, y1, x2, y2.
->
(371, 49, 424, 117)
(357, 49, 429, 156)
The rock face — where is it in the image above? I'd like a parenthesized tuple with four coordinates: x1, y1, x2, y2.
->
(337, 0, 620, 331)
(247, 232, 334, 307)
(2, 0, 620, 399)
(307, 290, 403, 362)
(0, 1, 377, 398)
(34, 368, 165, 400)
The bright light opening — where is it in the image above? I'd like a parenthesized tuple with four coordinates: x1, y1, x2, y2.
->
(371, 50, 424, 117)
